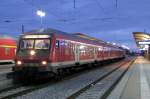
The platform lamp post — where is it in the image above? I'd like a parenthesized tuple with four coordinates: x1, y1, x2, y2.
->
(36, 10, 46, 28)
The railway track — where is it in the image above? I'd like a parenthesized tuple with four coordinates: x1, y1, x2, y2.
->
(0, 79, 54, 99)
(67, 58, 135, 99)
(0, 71, 13, 81)
(0, 58, 134, 99)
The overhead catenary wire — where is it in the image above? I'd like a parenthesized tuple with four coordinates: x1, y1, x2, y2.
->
(22, 0, 118, 23)
(73, 0, 76, 8)
(92, 0, 118, 23)
(94, 0, 106, 14)
(115, 0, 118, 8)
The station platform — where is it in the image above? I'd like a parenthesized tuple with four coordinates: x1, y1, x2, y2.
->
(107, 56, 150, 99)
(0, 64, 14, 75)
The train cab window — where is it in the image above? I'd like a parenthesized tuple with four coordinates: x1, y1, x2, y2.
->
(35, 39, 50, 49)
(20, 40, 34, 49)
(56, 40, 60, 48)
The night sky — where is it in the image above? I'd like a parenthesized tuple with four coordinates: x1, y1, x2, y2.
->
(0, 0, 149, 50)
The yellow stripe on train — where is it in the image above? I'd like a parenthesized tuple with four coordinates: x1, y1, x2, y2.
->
(0, 45, 17, 48)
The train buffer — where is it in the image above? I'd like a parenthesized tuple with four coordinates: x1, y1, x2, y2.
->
(107, 56, 150, 99)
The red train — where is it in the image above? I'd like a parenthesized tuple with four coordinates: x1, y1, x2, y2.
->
(0, 37, 16, 63)
(13, 28, 125, 77)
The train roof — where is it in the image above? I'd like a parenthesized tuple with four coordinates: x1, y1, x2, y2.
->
(73, 33, 123, 49)
(22, 28, 123, 49)
(0, 37, 16, 46)
(0, 35, 15, 39)
(73, 33, 105, 42)
(24, 28, 67, 35)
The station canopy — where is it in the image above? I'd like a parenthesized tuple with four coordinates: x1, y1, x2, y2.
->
(133, 32, 150, 49)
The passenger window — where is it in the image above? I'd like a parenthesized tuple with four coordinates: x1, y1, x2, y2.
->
(56, 40, 60, 48)
(60, 40, 65, 46)
(5, 48, 10, 55)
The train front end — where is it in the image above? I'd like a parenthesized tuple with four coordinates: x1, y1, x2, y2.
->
(13, 34, 52, 77)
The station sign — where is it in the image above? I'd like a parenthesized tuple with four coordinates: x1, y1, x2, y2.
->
(138, 41, 150, 45)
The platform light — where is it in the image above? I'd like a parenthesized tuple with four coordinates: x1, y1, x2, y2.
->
(144, 45, 149, 49)
(36, 10, 46, 17)
(140, 46, 149, 50)
(36, 10, 46, 27)
(139, 48, 145, 51)
(30, 50, 36, 56)
(138, 41, 150, 45)
(112, 43, 116, 45)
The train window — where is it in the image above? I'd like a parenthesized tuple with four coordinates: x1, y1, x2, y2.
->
(20, 40, 34, 49)
(60, 40, 65, 46)
(5, 48, 10, 55)
(64, 41, 69, 55)
(65, 41, 69, 46)
(35, 39, 50, 49)
(56, 40, 60, 48)
(79, 45, 85, 50)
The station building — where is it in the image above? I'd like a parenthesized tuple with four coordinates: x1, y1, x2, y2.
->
(133, 32, 150, 59)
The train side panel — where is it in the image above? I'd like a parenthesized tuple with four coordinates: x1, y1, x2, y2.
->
(0, 38, 16, 62)
(50, 37, 76, 68)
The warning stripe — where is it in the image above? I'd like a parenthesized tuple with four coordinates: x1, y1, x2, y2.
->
(0, 45, 16, 48)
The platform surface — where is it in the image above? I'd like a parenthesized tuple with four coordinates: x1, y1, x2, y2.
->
(107, 56, 150, 99)
(0, 64, 14, 75)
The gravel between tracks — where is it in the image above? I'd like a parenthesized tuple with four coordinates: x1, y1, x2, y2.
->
(15, 59, 131, 99)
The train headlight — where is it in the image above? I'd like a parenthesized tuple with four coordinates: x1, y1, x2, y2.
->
(17, 61, 22, 65)
(42, 61, 47, 65)
(30, 50, 36, 56)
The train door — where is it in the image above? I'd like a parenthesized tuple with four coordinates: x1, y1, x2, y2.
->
(60, 40, 65, 62)
(102, 46, 105, 60)
(94, 47, 97, 60)
(75, 44, 80, 63)
(55, 40, 60, 62)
